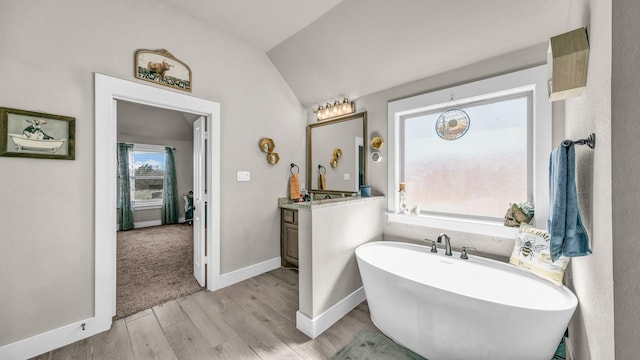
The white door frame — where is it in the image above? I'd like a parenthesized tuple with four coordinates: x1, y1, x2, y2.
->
(95, 73, 222, 327)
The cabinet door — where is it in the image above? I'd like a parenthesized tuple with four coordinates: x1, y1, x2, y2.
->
(283, 222, 299, 267)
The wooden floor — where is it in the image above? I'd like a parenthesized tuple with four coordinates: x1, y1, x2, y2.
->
(31, 268, 377, 360)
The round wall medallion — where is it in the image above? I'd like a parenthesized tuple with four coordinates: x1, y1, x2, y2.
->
(435, 109, 470, 140)
(370, 151, 382, 162)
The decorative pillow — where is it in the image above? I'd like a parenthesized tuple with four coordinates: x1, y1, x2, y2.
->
(509, 224, 570, 286)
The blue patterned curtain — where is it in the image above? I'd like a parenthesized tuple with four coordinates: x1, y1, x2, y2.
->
(117, 143, 134, 230)
(162, 147, 179, 224)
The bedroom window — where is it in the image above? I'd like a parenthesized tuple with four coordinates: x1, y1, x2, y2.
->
(130, 145, 166, 208)
(387, 65, 551, 237)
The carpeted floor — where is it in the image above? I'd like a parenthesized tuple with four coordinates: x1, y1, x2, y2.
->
(116, 224, 202, 319)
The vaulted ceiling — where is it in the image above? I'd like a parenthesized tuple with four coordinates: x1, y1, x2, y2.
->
(158, 0, 582, 109)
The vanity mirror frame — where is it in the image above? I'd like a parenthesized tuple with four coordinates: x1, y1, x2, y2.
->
(306, 111, 367, 194)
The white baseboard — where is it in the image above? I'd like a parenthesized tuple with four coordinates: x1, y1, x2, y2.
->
(122, 218, 187, 229)
(134, 220, 162, 228)
(1, 256, 279, 359)
(0, 316, 109, 360)
(219, 257, 281, 288)
(296, 286, 366, 339)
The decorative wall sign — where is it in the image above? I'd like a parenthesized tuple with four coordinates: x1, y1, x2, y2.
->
(435, 109, 470, 140)
(0, 107, 75, 160)
(134, 49, 192, 92)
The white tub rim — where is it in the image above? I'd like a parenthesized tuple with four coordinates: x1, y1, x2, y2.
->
(356, 240, 578, 312)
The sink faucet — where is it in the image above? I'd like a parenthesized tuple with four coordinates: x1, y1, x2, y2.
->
(437, 233, 452, 256)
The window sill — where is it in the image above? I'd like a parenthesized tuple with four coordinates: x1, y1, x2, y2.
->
(386, 212, 518, 239)
(134, 203, 163, 211)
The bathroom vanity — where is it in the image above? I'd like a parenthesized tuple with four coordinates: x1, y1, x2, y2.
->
(278, 196, 385, 338)
(280, 208, 298, 268)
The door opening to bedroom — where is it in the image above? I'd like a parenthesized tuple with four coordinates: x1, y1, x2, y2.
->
(114, 100, 206, 318)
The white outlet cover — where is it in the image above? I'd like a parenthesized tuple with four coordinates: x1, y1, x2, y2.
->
(237, 171, 251, 181)
(343, 173, 351, 181)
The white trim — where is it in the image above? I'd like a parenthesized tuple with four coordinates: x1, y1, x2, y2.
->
(296, 286, 366, 339)
(117, 218, 187, 230)
(133, 220, 162, 228)
(387, 213, 518, 239)
(387, 65, 551, 233)
(132, 143, 168, 152)
(0, 318, 100, 360)
(219, 257, 281, 288)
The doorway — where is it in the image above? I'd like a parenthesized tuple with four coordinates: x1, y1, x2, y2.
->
(115, 101, 203, 318)
(94, 73, 221, 328)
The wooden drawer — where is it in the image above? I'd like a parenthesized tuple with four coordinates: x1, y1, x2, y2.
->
(282, 209, 297, 224)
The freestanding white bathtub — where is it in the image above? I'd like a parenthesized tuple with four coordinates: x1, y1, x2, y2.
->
(355, 241, 577, 360)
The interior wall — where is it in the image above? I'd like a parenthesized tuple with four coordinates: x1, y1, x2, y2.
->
(562, 0, 614, 359)
(0, 0, 305, 347)
(612, 0, 640, 358)
(344, 43, 547, 256)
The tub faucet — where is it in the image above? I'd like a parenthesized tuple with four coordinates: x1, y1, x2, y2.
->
(437, 233, 452, 256)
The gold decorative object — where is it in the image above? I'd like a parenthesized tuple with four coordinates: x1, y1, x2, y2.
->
(547, 27, 589, 101)
(371, 136, 384, 149)
(330, 148, 342, 168)
(314, 97, 355, 121)
(267, 152, 280, 165)
(259, 138, 275, 153)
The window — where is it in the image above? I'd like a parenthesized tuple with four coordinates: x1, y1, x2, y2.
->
(388, 65, 551, 237)
(130, 145, 166, 208)
(402, 93, 531, 221)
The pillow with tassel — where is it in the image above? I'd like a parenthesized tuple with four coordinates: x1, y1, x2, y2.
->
(509, 224, 570, 286)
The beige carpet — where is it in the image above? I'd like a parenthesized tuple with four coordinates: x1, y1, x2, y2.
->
(116, 224, 202, 319)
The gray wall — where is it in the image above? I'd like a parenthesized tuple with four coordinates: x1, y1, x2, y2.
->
(352, 43, 549, 258)
(0, 0, 305, 346)
(349, 2, 616, 359)
(562, 0, 614, 359)
(612, 0, 640, 358)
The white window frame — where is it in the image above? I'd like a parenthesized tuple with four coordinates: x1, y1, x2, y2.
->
(131, 143, 166, 209)
(387, 65, 551, 238)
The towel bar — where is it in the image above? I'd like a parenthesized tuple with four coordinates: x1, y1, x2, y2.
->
(562, 133, 595, 149)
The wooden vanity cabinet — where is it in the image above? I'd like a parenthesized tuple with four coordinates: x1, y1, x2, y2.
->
(281, 208, 299, 268)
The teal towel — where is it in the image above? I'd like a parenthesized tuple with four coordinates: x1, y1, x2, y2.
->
(547, 144, 591, 261)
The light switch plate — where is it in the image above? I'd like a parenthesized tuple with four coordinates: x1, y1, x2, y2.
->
(237, 171, 251, 182)
(343, 173, 351, 181)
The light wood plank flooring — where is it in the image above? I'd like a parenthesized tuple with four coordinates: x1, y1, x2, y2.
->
(32, 268, 377, 360)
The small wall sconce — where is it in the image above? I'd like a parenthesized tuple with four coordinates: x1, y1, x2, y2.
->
(259, 137, 279, 165)
(314, 97, 355, 121)
(371, 136, 384, 150)
(267, 152, 280, 165)
(330, 148, 342, 168)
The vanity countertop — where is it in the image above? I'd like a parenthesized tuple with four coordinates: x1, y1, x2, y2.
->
(278, 195, 385, 210)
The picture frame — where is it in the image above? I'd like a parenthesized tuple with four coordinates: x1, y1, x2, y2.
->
(134, 49, 192, 92)
(0, 107, 75, 160)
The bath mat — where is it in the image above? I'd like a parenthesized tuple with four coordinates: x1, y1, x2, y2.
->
(331, 328, 425, 360)
(333, 329, 567, 360)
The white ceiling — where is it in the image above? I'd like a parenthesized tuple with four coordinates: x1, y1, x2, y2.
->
(158, 0, 582, 109)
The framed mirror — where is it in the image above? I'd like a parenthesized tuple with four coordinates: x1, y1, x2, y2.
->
(307, 111, 367, 193)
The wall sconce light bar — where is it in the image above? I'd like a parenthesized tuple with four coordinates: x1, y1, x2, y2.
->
(314, 97, 355, 121)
